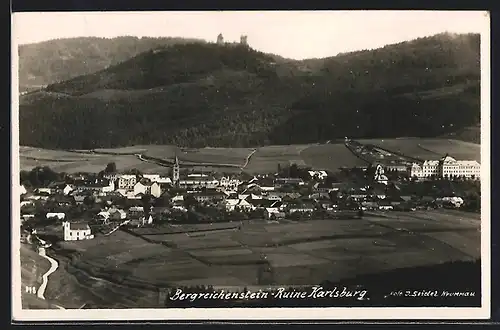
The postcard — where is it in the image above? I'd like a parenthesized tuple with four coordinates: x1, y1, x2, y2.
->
(11, 10, 490, 321)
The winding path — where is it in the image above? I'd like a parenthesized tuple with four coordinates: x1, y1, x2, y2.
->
(241, 149, 257, 169)
(36, 247, 65, 309)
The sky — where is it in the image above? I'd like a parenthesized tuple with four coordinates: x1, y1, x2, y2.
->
(12, 10, 489, 60)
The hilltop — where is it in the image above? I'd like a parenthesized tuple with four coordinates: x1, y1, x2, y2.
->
(18, 36, 206, 92)
(19, 33, 481, 149)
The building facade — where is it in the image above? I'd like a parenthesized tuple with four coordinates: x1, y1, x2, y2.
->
(410, 155, 480, 180)
(134, 181, 162, 198)
(179, 176, 219, 190)
(62, 221, 94, 241)
(118, 174, 138, 190)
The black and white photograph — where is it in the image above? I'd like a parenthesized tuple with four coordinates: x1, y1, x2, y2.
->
(11, 10, 490, 321)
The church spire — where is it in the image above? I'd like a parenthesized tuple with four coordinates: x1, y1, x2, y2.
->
(172, 152, 180, 186)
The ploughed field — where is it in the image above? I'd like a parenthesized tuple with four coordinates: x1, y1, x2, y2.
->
(44, 209, 480, 308)
(19, 138, 479, 174)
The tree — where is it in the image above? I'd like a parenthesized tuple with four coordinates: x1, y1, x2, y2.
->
(127, 168, 142, 176)
(141, 194, 153, 216)
(289, 163, 299, 178)
(83, 196, 95, 207)
(365, 165, 376, 179)
(183, 195, 198, 209)
(105, 162, 117, 173)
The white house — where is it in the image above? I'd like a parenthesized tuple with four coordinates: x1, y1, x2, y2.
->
(20, 201, 34, 208)
(63, 184, 74, 196)
(141, 214, 153, 225)
(374, 164, 389, 185)
(22, 214, 35, 221)
(62, 221, 94, 241)
(224, 199, 254, 212)
(46, 212, 66, 220)
(20, 184, 27, 195)
(218, 177, 240, 190)
(439, 196, 464, 208)
(133, 181, 162, 198)
(308, 170, 328, 180)
(37, 188, 53, 195)
(171, 195, 184, 203)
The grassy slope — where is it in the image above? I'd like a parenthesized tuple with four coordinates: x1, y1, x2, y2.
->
(18, 36, 206, 91)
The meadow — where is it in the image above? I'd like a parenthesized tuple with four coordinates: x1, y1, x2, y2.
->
(357, 138, 480, 162)
(44, 209, 480, 308)
(144, 146, 254, 166)
(19, 138, 480, 174)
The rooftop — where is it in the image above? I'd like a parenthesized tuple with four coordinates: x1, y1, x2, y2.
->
(68, 222, 90, 231)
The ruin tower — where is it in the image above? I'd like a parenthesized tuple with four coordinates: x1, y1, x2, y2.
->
(172, 155, 180, 186)
(240, 35, 248, 46)
(217, 33, 224, 45)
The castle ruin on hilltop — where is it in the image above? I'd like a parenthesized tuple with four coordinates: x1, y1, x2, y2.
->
(217, 33, 224, 45)
(216, 33, 249, 47)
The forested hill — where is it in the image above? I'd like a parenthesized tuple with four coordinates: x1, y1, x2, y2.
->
(18, 36, 206, 92)
(19, 33, 481, 149)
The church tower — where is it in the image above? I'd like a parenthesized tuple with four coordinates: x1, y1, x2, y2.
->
(172, 154, 180, 186)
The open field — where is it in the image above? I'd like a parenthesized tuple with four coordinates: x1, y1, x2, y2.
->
(42, 209, 480, 308)
(357, 138, 480, 162)
(300, 143, 369, 171)
(20, 138, 479, 173)
(144, 146, 254, 166)
(244, 144, 313, 173)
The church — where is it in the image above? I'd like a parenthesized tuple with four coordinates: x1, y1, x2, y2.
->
(62, 221, 94, 241)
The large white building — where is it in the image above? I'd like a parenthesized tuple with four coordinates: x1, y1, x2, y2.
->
(410, 155, 480, 180)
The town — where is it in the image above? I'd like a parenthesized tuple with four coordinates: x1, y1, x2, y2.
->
(19, 139, 481, 245)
